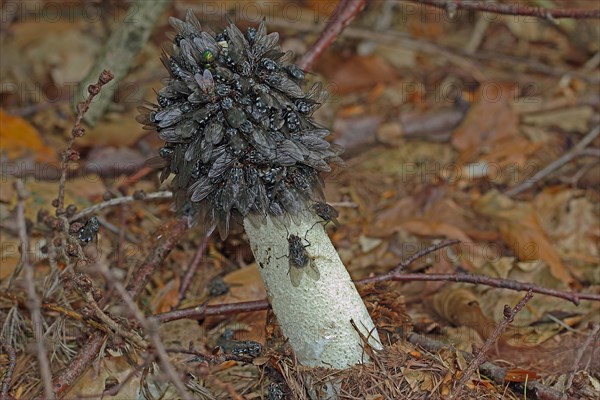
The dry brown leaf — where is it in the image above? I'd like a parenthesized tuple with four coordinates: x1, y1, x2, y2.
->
(69, 355, 145, 399)
(401, 367, 435, 392)
(150, 276, 180, 314)
(10, 177, 105, 221)
(522, 106, 594, 133)
(0, 109, 56, 163)
(401, 219, 472, 244)
(473, 190, 574, 285)
(452, 83, 521, 164)
(533, 190, 600, 271)
(318, 54, 399, 95)
(207, 265, 267, 344)
(368, 197, 420, 237)
(78, 109, 148, 147)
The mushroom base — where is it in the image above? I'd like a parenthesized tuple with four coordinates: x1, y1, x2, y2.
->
(243, 214, 381, 369)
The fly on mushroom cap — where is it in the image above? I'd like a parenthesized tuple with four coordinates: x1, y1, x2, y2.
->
(138, 10, 343, 239)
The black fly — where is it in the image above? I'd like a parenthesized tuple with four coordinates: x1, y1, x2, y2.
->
(280, 232, 320, 287)
(312, 201, 339, 227)
(78, 216, 99, 244)
(216, 329, 262, 359)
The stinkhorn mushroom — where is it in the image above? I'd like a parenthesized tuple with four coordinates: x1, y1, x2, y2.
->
(138, 10, 381, 368)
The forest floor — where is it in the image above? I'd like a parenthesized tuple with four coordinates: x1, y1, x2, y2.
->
(0, 1, 599, 399)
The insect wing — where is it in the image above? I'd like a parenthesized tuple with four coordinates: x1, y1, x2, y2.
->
(288, 263, 303, 287)
(305, 259, 320, 282)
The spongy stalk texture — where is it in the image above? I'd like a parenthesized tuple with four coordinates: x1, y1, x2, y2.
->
(244, 215, 382, 369)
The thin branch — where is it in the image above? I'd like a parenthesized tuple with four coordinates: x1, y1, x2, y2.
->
(15, 180, 54, 399)
(152, 265, 600, 323)
(152, 300, 269, 324)
(56, 70, 114, 216)
(125, 218, 189, 299)
(51, 335, 107, 398)
(359, 272, 599, 305)
(178, 237, 211, 304)
(73, 0, 170, 125)
(95, 262, 190, 399)
(51, 217, 189, 398)
(76, 287, 147, 349)
(297, 0, 366, 71)
(391, 239, 460, 273)
(265, 15, 599, 84)
(0, 339, 16, 400)
(411, 0, 600, 19)
(506, 125, 600, 197)
(564, 322, 600, 393)
(407, 333, 565, 400)
(578, 148, 600, 158)
(68, 191, 173, 222)
(448, 290, 534, 400)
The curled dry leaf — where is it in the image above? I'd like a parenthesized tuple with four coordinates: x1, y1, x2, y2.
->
(473, 190, 574, 285)
(0, 109, 56, 163)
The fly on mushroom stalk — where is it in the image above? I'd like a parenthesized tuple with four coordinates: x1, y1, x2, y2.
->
(279, 232, 320, 287)
(312, 201, 339, 227)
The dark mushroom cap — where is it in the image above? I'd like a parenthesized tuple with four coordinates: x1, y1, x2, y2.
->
(138, 10, 343, 239)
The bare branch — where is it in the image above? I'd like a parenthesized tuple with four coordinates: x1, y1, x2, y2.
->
(448, 290, 534, 399)
(408, 332, 565, 400)
(565, 322, 600, 393)
(68, 191, 173, 223)
(0, 339, 16, 400)
(297, 0, 366, 71)
(506, 125, 600, 197)
(51, 217, 189, 398)
(15, 180, 53, 399)
(360, 271, 600, 305)
(411, 0, 600, 19)
(178, 237, 211, 304)
(56, 70, 114, 216)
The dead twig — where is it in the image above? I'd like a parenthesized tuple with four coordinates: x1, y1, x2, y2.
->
(152, 267, 600, 323)
(56, 70, 114, 216)
(94, 262, 191, 399)
(152, 300, 269, 324)
(360, 271, 599, 305)
(266, 16, 599, 84)
(125, 218, 189, 299)
(506, 125, 600, 197)
(72, 273, 147, 349)
(15, 180, 54, 399)
(51, 217, 189, 398)
(564, 322, 600, 394)
(411, 0, 600, 19)
(178, 237, 211, 304)
(297, 0, 366, 71)
(154, 250, 599, 323)
(391, 239, 460, 273)
(448, 290, 534, 399)
(73, 0, 170, 125)
(0, 339, 16, 400)
(407, 332, 565, 400)
(68, 190, 173, 223)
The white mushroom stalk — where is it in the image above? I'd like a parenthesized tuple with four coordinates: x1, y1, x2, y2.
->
(244, 214, 381, 368)
(140, 10, 382, 368)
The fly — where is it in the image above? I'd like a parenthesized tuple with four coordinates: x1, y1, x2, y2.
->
(79, 216, 99, 244)
(279, 233, 320, 287)
(312, 201, 339, 227)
